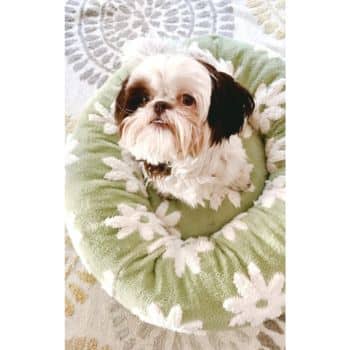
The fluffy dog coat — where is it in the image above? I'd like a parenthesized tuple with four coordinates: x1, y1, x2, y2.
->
(115, 39, 255, 208)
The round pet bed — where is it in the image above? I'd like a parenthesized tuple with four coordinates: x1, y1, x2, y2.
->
(65, 36, 285, 333)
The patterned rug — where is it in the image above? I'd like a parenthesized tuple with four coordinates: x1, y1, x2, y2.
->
(65, 0, 285, 348)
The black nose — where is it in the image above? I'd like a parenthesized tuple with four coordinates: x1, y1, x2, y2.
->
(154, 101, 171, 116)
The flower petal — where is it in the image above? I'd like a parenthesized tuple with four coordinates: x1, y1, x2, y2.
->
(234, 272, 254, 298)
(155, 200, 169, 217)
(268, 272, 285, 296)
(104, 123, 117, 134)
(116, 226, 135, 239)
(166, 304, 182, 328)
(248, 263, 267, 292)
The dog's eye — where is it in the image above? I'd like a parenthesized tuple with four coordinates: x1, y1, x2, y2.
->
(141, 95, 149, 105)
(182, 94, 195, 106)
(130, 94, 149, 108)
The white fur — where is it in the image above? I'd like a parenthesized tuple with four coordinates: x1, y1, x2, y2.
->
(121, 35, 233, 75)
(118, 37, 253, 209)
(148, 135, 253, 208)
(119, 54, 212, 164)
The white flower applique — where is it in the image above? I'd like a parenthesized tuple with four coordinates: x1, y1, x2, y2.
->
(148, 201, 212, 277)
(265, 137, 285, 173)
(154, 200, 181, 236)
(223, 262, 285, 327)
(186, 41, 243, 79)
(102, 150, 147, 196)
(88, 101, 117, 135)
(148, 235, 214, 278)
(257, 175, 285, 208)
(104, 203, 168, 241)
(215, 213, 249, 242)
(250, 79, 285, 134)
(132, 303, 205, 335)
(65, 134, 79, 166)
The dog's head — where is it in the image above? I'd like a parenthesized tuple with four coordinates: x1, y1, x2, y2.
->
(115, 54, 254, 164)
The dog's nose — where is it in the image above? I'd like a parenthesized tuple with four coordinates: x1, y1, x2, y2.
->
(154, 101, 171, 116)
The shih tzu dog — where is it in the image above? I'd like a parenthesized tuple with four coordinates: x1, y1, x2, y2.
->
(115, 47, 255, 209)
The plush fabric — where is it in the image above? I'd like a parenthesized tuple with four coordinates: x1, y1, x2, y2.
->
(65, 36, 285, 333)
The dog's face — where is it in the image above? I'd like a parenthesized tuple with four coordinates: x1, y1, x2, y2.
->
(115, 54, 254, 164)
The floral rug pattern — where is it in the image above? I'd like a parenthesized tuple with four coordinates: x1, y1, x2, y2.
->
(65, 0, 235, 88)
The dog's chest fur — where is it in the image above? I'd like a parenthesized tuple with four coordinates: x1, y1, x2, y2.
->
(140, 135, 253, 208)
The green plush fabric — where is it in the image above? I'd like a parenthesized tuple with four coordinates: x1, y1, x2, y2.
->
(65, 36, 285, 333)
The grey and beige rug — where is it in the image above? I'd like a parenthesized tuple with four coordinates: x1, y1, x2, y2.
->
(65, 1, 285, 348)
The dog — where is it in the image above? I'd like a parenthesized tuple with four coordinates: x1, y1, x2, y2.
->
(115, 51, 255, 209)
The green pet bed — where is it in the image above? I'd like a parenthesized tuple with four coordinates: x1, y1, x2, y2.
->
(65, 36, 285, 333)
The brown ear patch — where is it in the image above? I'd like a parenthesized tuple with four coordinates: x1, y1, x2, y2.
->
(115, 78, 152, 129)
(197, 60, 255, 145)
(115, 77, 130, 126)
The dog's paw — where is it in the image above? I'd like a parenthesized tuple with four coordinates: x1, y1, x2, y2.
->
(232, 162, 254, 192)
(230, 181, 251, 192)
(231, 174, 254, 193)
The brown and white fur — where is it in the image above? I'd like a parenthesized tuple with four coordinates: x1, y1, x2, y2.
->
(115, 46, 255, 208)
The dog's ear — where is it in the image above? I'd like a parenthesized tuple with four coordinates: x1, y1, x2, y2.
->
(115, 77, 129, 126)
(198, 60, 255, 145)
